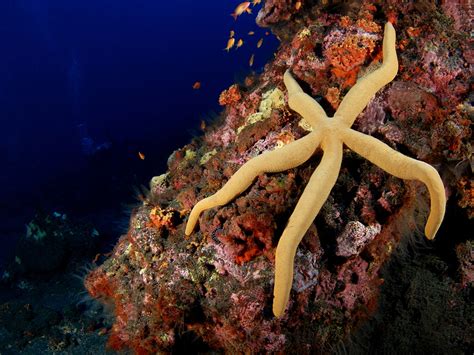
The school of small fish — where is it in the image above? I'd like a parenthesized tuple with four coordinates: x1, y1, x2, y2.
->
(222, 1, 272, 68)
(192, 1, 276, 132)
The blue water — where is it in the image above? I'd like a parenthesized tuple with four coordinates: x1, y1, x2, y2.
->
(0, 0, 278, 267)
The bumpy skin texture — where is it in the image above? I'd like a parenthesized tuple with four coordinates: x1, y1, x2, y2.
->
(186, 23, 446, 317)
(85, 2, 472, 353)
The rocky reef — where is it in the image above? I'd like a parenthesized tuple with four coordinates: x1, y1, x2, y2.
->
(85, 1, 472, 353)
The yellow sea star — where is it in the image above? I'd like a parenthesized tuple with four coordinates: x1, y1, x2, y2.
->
(185, 23, 446, 318)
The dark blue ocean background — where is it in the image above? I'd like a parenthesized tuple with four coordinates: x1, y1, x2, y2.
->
(0, 0, 278, 269)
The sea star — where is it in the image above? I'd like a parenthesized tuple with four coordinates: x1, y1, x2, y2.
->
(185, 23, 446, 318)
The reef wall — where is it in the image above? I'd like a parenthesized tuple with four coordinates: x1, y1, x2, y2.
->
(85, 1, 472, 353)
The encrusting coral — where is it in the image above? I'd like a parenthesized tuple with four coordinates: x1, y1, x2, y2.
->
(185, 23, 446, 317)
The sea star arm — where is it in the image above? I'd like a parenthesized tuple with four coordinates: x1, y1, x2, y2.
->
(341, 127, 446, 239)
(335, 22, 399, 126)
(283, 70, 328, 128)
(185, 131, 322, 235)
(273, 137, 343, 317)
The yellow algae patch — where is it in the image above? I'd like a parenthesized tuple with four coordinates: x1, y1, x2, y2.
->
(259, 87, 285, 114)
(184, 149, 197, 160)
(150, 172, 169, 192)
(200, 149, 217, 165)
(297, 27, 311, 39)
(237, 88, 285, 134)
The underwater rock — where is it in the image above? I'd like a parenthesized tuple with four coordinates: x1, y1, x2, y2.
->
(85, 1, 472, 353)
(456, 240, 474, 288)
(336, 221, 381, 258)
(12, 212, 99, 274)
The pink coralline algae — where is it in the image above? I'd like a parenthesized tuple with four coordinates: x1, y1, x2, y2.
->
(336, 221, 381, 258)
(85, 1, 472, 353)
(292, 248, 322, 292)
(354, 96, 386, 135)
(416, 48, 464, 104)
(256, 0, 296, 28)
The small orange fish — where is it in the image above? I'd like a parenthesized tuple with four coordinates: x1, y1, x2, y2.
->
(248, 31, 255, 35)
(295, 1, 302, 10)
(229, 30, 235, 38)
(138, 152, 145, 160)
(231, 2, 251, 20)
(257, 38, 263, 48)
(236, 39, 244, 49)
(249, 54, 255, 66)
(224, 37, 235, 51)
(252, 0, 261, 5)
(265, 31, 269, 36)
(92, 253, 101, 264)
(192, 81, 201, 89)
(200, 120, 206, 130)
